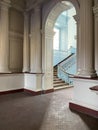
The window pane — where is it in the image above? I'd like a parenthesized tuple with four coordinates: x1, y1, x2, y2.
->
(53, 28, 60, 50)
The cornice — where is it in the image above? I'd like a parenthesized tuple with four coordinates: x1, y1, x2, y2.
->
(93, 4, 98, 14)
(9, 31, 23, 40)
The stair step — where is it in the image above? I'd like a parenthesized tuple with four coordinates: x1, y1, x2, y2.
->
(53, 73, 57, 75)
(53, 74, 57, 76)
(53, 75, 58, 78)
(53, 78, 62, 81)
(53, 67, 70, 89)
(54, 80, 65, 84)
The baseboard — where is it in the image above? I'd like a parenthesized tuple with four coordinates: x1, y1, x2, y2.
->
(24, 89, 42, 96)
(0, 88, 54, 96)
(42, 89, 54, 94)
(0, 88, 24, 95)
(24, 88, 54, 96)
(69, 102, 98, 119)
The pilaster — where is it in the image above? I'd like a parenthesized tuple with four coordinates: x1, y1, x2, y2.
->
(23, 11, 30, 72)
(73, 14, 81, 74)
(0, 0, 11, 73)
(30, 6, 42, 73)
(93, 5, 98, 75)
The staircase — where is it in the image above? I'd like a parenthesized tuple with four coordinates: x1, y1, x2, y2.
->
(53, 67, 69, 90)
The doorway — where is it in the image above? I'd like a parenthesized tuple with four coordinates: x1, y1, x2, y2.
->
(42, 0, 79, 91)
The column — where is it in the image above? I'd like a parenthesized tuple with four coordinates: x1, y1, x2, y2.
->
(30, 7, 42, 73)
(78, 0, 97, 78)
(0, 0, 11, 73)
(23, 12, 30, 72)
(73, 14, 81, 74)
(93, 5, 98, 75)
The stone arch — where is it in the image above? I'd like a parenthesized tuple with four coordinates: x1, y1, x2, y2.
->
(42, 0, 79, 90)
(42, 0, 79, 28)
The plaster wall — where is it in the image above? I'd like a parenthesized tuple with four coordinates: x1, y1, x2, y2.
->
(0, 74, 24, 92)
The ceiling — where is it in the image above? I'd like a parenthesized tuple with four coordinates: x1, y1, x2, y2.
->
(10, 0, 80, 11)
(10, 0, 50, 10)
(25, 0, 50, 10)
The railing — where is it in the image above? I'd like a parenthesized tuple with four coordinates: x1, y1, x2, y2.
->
(53, 49, 74, 66)
(57, 54, 76, 84)
(58, 65, 74, 85)
(59, 54, 76, 72)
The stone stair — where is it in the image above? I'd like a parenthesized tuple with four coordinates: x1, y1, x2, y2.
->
(53, 67, 70, 90)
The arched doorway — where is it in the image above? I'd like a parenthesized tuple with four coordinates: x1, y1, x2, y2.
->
(42, 0, 79, 91)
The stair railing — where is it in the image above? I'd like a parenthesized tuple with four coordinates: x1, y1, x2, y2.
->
(59, 54, 76, 72)
(53, 48, 75, 66)
(58, 64, 75, 85)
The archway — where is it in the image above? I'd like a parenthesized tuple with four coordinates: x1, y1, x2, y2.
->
(42, 0, 79, 91)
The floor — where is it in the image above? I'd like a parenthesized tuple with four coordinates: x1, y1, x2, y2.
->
(0, 88, 98, 130)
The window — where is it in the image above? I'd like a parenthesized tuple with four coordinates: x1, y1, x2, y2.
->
(53, 27, 60, 50)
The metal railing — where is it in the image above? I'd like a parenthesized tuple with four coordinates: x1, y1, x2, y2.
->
(57, 54, 76, 84)
(53, 49, 74, 66)
(58, 65, 74, 85)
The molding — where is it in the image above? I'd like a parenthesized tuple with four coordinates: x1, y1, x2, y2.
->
(24, 88, 54, 95)
(69, 102, 98, 119)
(0, 88, 54, 96)
(0, 88, 24, 95)
(24, 89, 42, 96)
(0, 72, 44, 75)
(42, 89, 54, 94)
(24, 72, 44, 75)
(9, 31, 23, 40)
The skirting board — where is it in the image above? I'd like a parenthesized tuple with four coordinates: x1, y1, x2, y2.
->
(69, 102, 98, 119)
(0, 88, 54, 96)
(24, 88, 54, 96)
(0, 89, 24, 95)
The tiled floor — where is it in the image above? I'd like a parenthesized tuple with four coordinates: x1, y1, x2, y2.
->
(0, 88, 98, 130)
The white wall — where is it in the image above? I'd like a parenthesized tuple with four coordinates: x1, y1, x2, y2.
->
(0, 74, 24, 92)
(24, 74, 43, 92)
(0, 74, 44, 92)
(71, 78, 98, 111)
